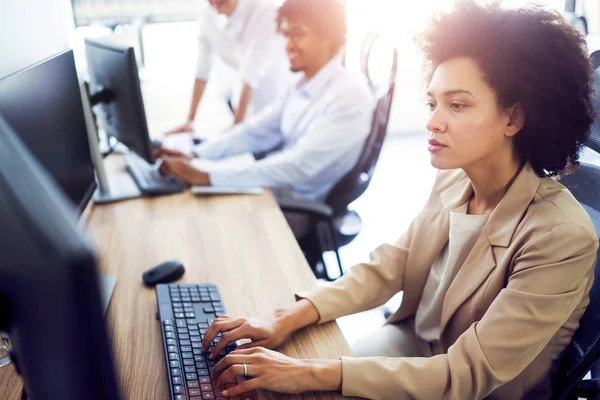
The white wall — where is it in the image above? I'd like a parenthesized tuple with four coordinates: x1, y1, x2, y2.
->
(0, 0, 73, 79)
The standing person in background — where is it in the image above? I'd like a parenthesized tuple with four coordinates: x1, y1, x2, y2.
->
(166, 0, 291, 135)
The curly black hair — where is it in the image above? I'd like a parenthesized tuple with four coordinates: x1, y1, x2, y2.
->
(276, 0, 346, 53)
(416, 0, 594, 177)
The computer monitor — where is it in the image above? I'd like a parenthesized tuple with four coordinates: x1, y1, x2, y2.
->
(0, 115, 120, 399)
(0, 50, 97, 214)
(84, 37, 154, 164)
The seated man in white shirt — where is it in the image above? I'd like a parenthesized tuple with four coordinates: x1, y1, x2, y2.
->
(156, 0, 375, 237)
(167, 0, 291, 133)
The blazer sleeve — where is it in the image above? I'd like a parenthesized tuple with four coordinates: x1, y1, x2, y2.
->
(295, 211, 422, 324)
(338, 223, 598, 400)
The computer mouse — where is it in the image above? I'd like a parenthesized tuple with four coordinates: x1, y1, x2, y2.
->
(143, 260, 185, 286)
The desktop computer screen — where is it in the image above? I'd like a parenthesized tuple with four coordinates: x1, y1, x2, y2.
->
(0, 114, 120, 400)
(84, 37, 154, 164)
(0, 50, 97, 214)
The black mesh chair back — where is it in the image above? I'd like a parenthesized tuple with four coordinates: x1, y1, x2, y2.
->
(551, 52, 600, 400)
(325, 33, 398, 216)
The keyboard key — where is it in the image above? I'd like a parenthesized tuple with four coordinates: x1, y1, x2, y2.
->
(171, 368, 181, 377)
(199, 377, 211, 384)
(185, 366, 196, 373)
(187, 320, 199, 326)
(180, 334, 190, 339)
(175, 313, 185, 319)
(174, 385, 184, 394)
(169, 353, 179, 361)
(184, 359, 195, 366)
(166, 332, 176, 339)
(198, 322, 209, 329)
(193, 348, 204, 355)
(165, 326, 175, 332)
(201, 383, 212, 391)
(180, 340, 191, 346)
(189, 389, 202, 396)
(202, 393, 215, 399)
(182, 352, 194, 359)
(168, 346, 178, 353)
(190, 336, 202, 342)
(167, 339, 177, 346)
(191, 342, 202, 348)
(173, 376, 183, 385)
(241, 392, 258, 400)
(176, 320, 187, 328)
(175, 396, 185, 400)
(184, 307, 194, 313)
(196, 361, 208, 369)
(185, 372, 198, 381)
(197, 368, 209, 376)
(164, 320, 174, 326)
(195, 355, 205, 362)
(170, 360, 180, 368)
(181, 346, 193, 352)
(188, 380, 200, 388)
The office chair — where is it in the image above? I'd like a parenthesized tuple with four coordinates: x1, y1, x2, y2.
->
(551, 51, 600, 400)
(277, 33, 398, 280)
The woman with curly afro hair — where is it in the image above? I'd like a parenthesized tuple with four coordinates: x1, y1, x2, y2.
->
(200, 1, 599, 399)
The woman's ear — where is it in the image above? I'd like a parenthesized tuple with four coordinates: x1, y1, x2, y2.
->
(505, 103, 525, 137)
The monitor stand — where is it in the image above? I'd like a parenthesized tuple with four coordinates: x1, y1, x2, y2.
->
(93, 172, 141, 204)
(98, 274, 117, 316)
(80, 81, 143, 205)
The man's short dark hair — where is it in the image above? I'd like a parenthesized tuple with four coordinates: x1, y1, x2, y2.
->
(276, 0, 346, 53)
(416, 0, 594, 177)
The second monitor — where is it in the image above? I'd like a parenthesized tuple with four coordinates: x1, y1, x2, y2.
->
(84, 37, 184, 197)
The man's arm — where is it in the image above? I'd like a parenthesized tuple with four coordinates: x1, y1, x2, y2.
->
(206, 83, 375, 189)
(233, 82, 253, 124)
(194, 97, 286, 160)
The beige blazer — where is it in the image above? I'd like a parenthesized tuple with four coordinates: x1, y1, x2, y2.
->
(297, 164, 598, 400)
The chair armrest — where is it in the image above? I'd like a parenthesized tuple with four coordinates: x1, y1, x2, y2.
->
(275, 196, 333, 219)
(570, 378, 600, 399)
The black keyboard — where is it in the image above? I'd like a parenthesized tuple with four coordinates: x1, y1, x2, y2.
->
(125, 153, 185, 195)
(156, 284, 257, 400)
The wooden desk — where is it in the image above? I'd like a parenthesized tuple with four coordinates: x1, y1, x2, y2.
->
(0, 188, 355, 399)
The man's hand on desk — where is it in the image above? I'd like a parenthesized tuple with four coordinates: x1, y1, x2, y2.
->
(165, 120, 195, 135)
(158, 156, 211, 186)
(211, 347, 342, 396)
(153, 146, 193, 160)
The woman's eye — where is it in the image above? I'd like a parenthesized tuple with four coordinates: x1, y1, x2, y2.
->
(426, 102, 436, 111)
(450, 103, 466, 109)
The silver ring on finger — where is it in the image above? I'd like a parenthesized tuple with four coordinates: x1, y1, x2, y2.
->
(242, 363, 248, 378)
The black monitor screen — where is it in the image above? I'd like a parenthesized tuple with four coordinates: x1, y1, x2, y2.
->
(0, 50, 97, 214)
(85, 37, 153, 164)
(0, 114, 120, 399)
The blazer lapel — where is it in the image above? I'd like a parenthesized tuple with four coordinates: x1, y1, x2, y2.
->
(439, 164, 541, 336)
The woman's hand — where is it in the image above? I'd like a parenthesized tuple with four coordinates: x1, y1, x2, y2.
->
(202, 300, 321, 360)
(212, 347, 342, 396)
(202, 314, 291, 359)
